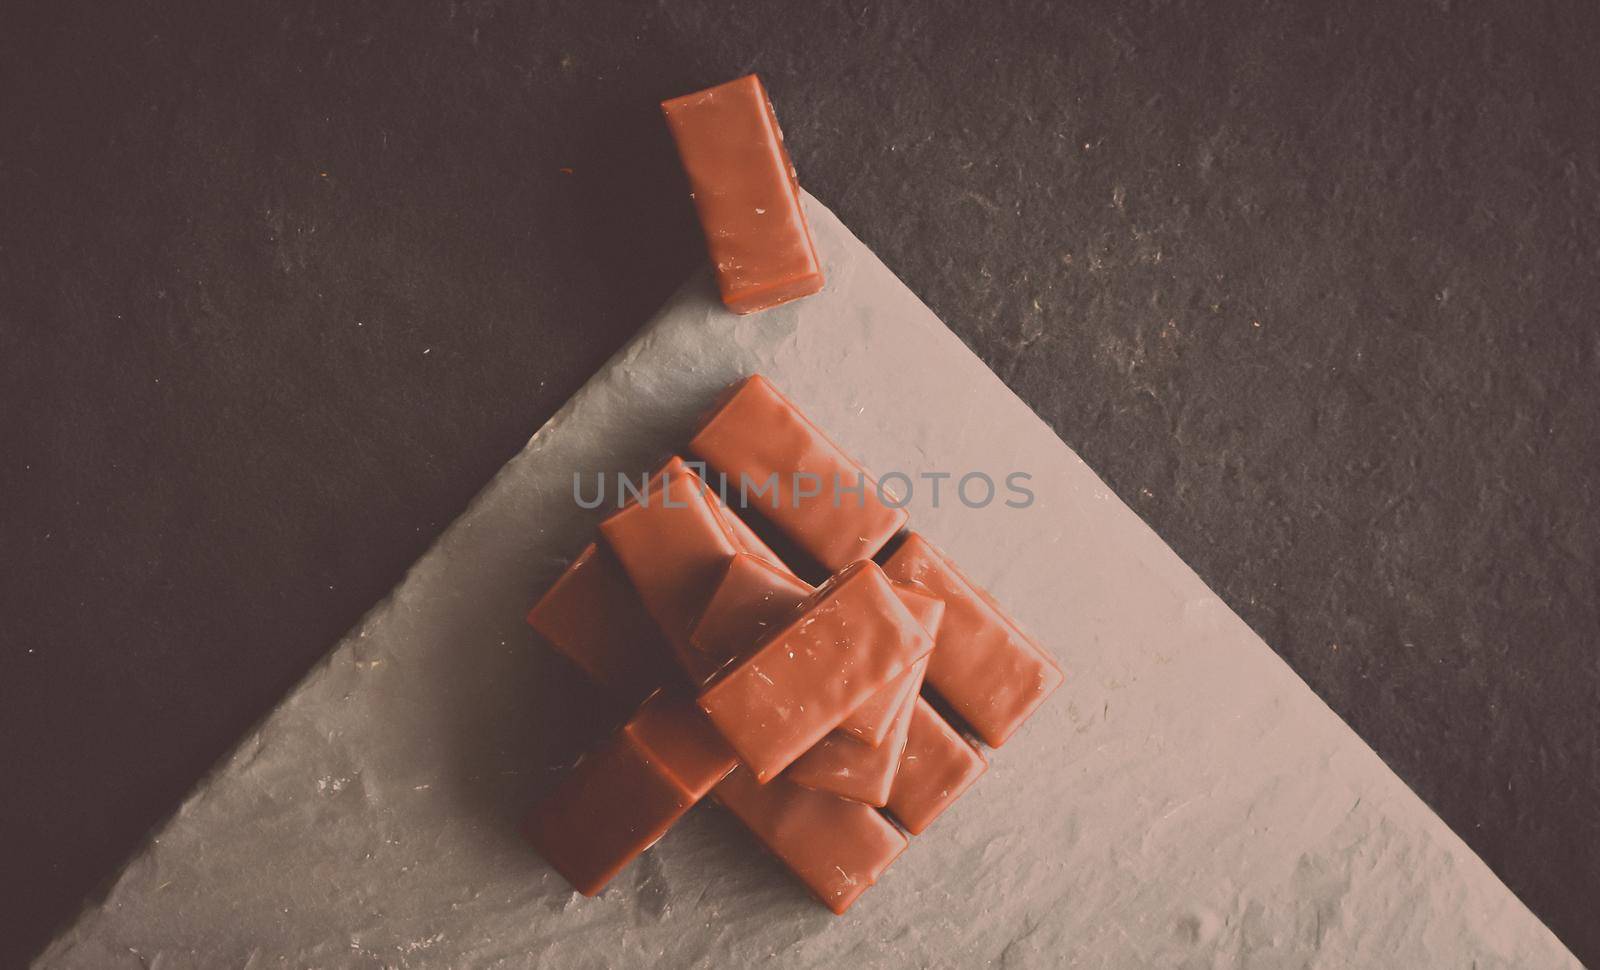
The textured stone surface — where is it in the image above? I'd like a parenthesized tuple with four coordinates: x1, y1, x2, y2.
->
(35, 197, 1579, 969)
(2, 1, 1596, 966)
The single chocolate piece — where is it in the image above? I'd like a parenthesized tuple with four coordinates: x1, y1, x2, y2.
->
(690, 375, 908, 571)
(882, 532, 1063, 747)
(697, 560, 932, 781)
(525, 541, 677, 704)
(524, 730, 694, 897)
(714, 766, 906, 914)
(836, 583, 945, 747)
(598, 457, 741, 667)
(784, 657, 925, 806)
(887, 697, 989, 836)
(525, 691, 738, 896)
(661, 75, 823, 314)
(622, 690, 739, 799)
(688, 553, 813, 683)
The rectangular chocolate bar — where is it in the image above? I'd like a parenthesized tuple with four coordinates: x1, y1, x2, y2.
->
(697, 560, 932, 781)
(886, 697, 989, 836)
(525, 691, 737, 896)
(525, 541, 677, 705)
(835, 583, 945, 746)
(525, 734, 692, 898)
(714, 766, 906, 914)
(660, 75, 824, 314)
(784, 657, 925, 807)
(688, 553, 812, 683)
(598, 457, 741, 666)
(690, 375, 908, 571)
(882, 532, 1063, 747)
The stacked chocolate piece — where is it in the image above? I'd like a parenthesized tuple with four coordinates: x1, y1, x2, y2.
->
(525, 375, 1063, 913)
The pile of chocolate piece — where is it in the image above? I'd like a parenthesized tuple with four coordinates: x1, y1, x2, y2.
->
(525, 374, 1062, 914)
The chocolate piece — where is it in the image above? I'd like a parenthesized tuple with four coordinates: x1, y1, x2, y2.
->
(783, 582, 940, 800)
(525, 691, 737, 896)
(525, 732, 694, 897)
(714, 766, 906, 914)
(688, 553, 813, 682)
(624, 455, 788, 574)
(690, 375, 908, 571)
(660, 75, 823, 314)
(784, 657, 925, 806)
(525, 541, 676, 704)
(836, 583, 945, 747)
(697, 560, 932, 781)
(891, 581, 947, 637)
(622, 690, 739, 799)
(598, 457, 741, 667)
(886, 697, 989, 836)
(882, 532, 1063, 747)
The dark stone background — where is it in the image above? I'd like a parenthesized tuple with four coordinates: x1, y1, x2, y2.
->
(3, 0, 1596, 965)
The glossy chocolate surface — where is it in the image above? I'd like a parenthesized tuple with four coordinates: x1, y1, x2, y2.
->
(697, 560, 932, 781)
(525, 541, 676, 704)
(622, 691, 738, 800)
(784, 657, 924, 807)
(598, 457, 741, 664)
(713, 766, 906, 915)
(526, 690, 738, 896)
(661, 75, 822, 314)
(887, 697, 988, 836)
(524, 729, 696, 897)
(688, 553, 812, 683)
(836, 583, 945, 746)
(882, 532, 1063, 747)
(690, 375, 908, 571)
(891, 582, 946, 638)
(708, 485, 791, 573)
